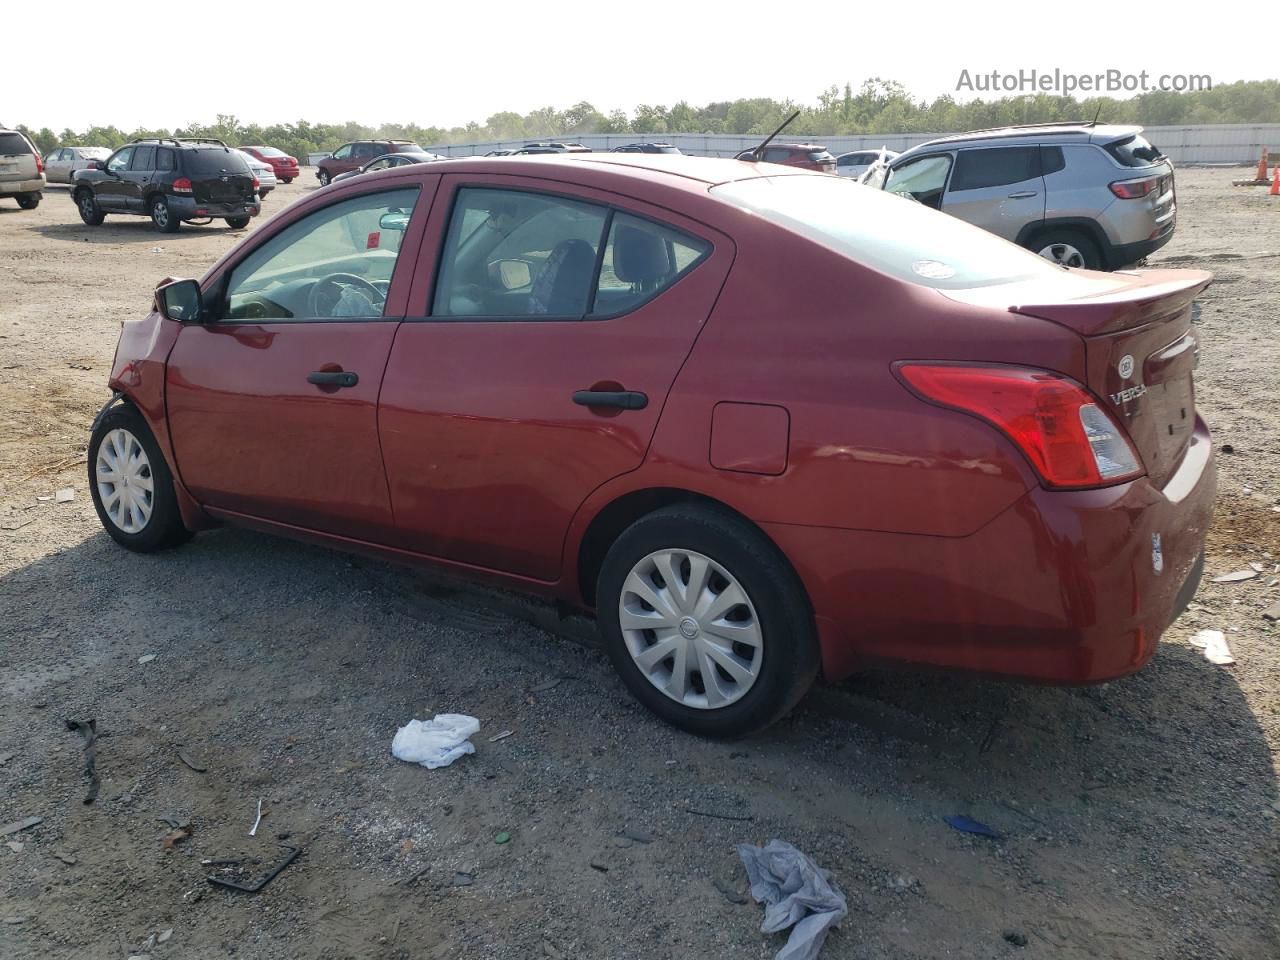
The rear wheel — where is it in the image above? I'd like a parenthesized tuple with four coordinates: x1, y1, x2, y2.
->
(281, 177, 293, 184)
(17, 193, 40, 209)
(150, 195, 180, 233)
(317, 170, 331, 186)
(596, 504, 819, 738)
(88, 404, 192, 552)
(225, 216, 251, 229)
(1033, 229, 1102, 270)
(76, 189, 104, 225)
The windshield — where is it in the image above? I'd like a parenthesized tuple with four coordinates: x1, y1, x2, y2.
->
(712, 174, 1062, 290)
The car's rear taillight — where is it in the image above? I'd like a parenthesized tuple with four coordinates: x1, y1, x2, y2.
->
(896, 364, 1143, 488)
(1109, 175, 1161, 199)
(34, 153, 44, 173)
(172, 177, 193, 194)
(252, 176, 260, 189)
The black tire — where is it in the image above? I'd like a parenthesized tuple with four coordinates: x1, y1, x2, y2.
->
(281, 177, 293, 184)
(150, 195, 180, 233)
(17, 192, 40, 210)
(1029, 228, 1102, 270)
(88, 403, 193, 553)
(317, 170, 331, 187)
(225, 216, 251, 229)
(596, 504, 819, 738)
(75, 189, 105, 225)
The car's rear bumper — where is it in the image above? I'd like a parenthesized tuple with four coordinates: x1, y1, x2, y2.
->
(272, 166, 299, 178)
(0, 177, 44, 196)
(767, 416, 1216, 684)
(1107, 218, 1176, 268)
(169, 196, 261, 219)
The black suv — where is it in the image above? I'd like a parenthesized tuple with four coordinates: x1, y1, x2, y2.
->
(71, 138, 261, 233)
(609, 142, 682, 154)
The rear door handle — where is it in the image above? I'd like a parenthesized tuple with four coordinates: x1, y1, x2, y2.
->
(572, 390, 648, 410)
(307, 370, 359, 388)
(1007, 191, 1038, 199)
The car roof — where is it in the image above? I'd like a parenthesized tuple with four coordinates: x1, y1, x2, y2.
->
(900, 123, 1144, 155)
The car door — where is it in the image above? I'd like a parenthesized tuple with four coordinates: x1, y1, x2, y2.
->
(45, 149, 69, 183)
(165, 178, 435, 541)
(940, 145, 1046, 241)
(123, 144, 156, 211)
(328, 143, 355, 174)
(378, 175, 734, 581)
(95, 146, 134, 210)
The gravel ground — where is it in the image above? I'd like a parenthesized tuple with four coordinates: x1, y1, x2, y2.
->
(1, 170, 1277, 960)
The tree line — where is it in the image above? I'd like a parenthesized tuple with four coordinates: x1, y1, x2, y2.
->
(11, 78, 1279, 160)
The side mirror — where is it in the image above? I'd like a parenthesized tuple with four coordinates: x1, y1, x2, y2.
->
(489, 258, 532, 291)
(92, 160, 106, 171)
(378, 211, 411, 232)
(155, 278, 202, 322)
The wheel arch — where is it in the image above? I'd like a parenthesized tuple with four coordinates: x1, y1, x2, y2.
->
(1016, 217, 1112, 266)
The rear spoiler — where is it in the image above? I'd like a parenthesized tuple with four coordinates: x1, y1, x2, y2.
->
(1011, 269, 1212, 336)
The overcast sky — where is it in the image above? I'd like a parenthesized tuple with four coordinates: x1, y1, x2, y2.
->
(13, 1, 1272, 132)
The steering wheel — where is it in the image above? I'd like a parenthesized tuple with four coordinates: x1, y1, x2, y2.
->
(307, 273, 385, 318)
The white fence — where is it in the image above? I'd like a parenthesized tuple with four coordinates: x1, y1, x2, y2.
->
(409, 124, 1280, 165)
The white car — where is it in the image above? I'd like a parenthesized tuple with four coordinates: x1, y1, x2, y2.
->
(234, 149, 277, 199)
(43, 146, 111, 184)
(835, 148, 898, 179)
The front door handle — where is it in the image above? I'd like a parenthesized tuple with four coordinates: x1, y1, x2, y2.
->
(307, 370, 359, 388)
(1007, 191, 1038, 199)
(572, 390, 648, 410)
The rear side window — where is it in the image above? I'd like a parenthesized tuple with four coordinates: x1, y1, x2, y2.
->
(950, 146, 1040, 191)
(763, 147, 794, 163)
(1040, 145, 1066, 176)
(433, 188, 608, 318)
(156, 148, 176, 171)
(1106, 135, 1163, 167)
(593, 213, 709, 315)
(0, 132, 33, 156)
(713, 175, 1061, 290)
(183, 149, 250, 175)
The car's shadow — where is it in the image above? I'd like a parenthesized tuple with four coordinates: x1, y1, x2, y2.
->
(29, 218, 249, 245)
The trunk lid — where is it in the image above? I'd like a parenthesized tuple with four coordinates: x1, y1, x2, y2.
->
(1010, 268, 1212, 488)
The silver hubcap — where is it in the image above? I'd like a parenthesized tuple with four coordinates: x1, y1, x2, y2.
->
(80, 195, 94, 217)
(153, 202, 168, 226)
(619, 549, 763, 710)
(1039, 242, 1085, 268)
(95, 428, 154, 534)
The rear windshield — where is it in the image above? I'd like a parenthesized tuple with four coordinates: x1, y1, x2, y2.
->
(1105, 135, 1164, 167)
(392, 143, 424, 153)
(712, 174, 1062, 290)
(255, 146, 287, 157)
(183, 149, 251, 175)
(0, 132, 34, 156)
(656, 145, 681, 154)
(838, 152, 877, 165)
(808, 150, 835, 162)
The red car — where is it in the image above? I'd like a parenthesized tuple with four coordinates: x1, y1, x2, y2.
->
(316, 140, 423, 185)
(240, 146, 300, 183)
(734, 142, 837, 173)
(89, 155, 1214, 738)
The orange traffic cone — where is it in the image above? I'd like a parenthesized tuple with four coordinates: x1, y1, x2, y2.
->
(1272, 165, 1280, 196)
(1257, 149, 1269, 182)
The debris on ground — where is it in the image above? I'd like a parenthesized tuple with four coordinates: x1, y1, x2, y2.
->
(176, 747, 208, 773)
(5, 841, 23, 853)
(0, 817, 42, 838)
(589, 859, 609, 872)
(687, 807, 753, 822)
(391, 715, 479, 769)
(137, 654, 156, 665)
(206, 844, 300, 893)
(494, 832, 511, 845)
(1190, 629, 1236, 665)
(1212, 570, 1258, 583)
(715, 877, 750, 905)
(943, 815, 1003, 839)
(620, 826, 654, 844)
(54, 853, 77, 866)
(249, 798, 264, 837)
(736, 839, 848, 960)
(1003, 930, 1028, 947)
(65, 719, 100, 804)
(54, 488, 75, 503)
(488, 730, 513, 742)
(1262, 601, 1280, 622)
(161, 827, 192, 851)
(452, 872, 473, 887)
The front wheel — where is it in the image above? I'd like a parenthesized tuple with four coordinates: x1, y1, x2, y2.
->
(317, 170, 331, 186)
(17, 192, 40, 209)
(150, 195, 180, 233)
(596, 504, 819, 738)
(281, 177, 293, 184)
(76, 190, 105, 225)
(225, 216, 251, 229)
(88, 404, 192, 552)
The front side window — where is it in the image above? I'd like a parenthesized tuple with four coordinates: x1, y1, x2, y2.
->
(131, 145, 155, 171)
(332, 144, 353, 160)
(593, 213, 709, 315)
(433, 188, 608, 318)
(221, 187, 419, 321)
(107, 147, 133, 173)
(949, 146, 1041, 191)
(884, 154, 952, 208)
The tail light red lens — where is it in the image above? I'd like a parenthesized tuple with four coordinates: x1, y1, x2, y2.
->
(252, 176, 260, 189)
(172, 177, 193, 194)
(1109, 176, 1160, 199)
(35, 153, 44, 173)
(897, 364, 1143, 488)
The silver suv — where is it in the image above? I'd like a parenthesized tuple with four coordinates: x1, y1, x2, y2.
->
(870, 123, 1175, 270)
(0, 128, 45, 209)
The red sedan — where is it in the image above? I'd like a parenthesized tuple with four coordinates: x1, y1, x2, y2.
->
(89, 154, 1215, 737)
(240, 146, 300, 183)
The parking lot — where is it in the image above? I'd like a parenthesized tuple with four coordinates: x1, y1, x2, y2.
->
(1, 171, 1278, 959)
